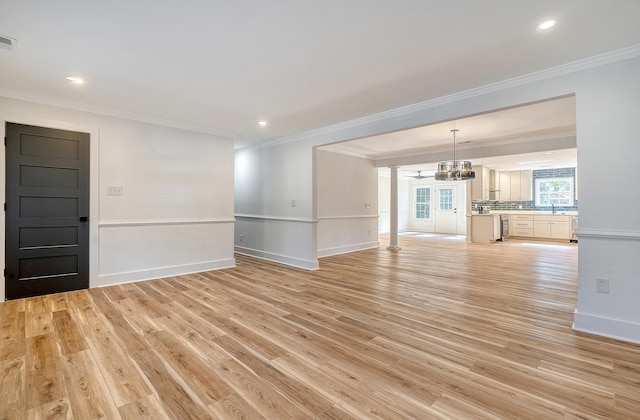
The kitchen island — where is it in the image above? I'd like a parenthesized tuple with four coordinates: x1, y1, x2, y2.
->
(470, 214, 502, 243)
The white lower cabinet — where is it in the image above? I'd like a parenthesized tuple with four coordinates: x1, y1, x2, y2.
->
(550, 219, 571, 239)
(533, 219, 551, 238)
(470, 214, 501, 243)
(510, 214, 534, 237)
(510, 214, 572, 240)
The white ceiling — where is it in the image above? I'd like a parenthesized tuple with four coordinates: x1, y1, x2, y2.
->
(383, 147, 579, 179)
(1, 1, 640, 150)
(323, 95, 578, 174)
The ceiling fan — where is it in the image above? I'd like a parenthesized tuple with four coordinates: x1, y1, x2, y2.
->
(406, 171, 434, 179)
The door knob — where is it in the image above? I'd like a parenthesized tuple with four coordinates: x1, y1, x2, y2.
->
(79, 216, 89, 222)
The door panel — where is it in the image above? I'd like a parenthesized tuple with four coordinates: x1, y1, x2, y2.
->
(20, 196, 79, 217)
(21, 165, 79, 188)
(5, 123, 90, 300)
(20, 226, 79, 248)
(20, 134, 80, 159)
(435, 186, 458, 234)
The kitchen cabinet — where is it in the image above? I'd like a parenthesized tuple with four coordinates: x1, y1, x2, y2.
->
(498, 171, 511, 201)
(533, 215, 571, 239)
(471, 165, 490, 201)
(510, 214, 572, 240)
(511, 170, 532, 201)
(533, 219, 551, 238)
(550, 218, 571, 239)
(510, 214, 534, 237)
(499, 170, 531, 201)
(470, 214, 501, 243)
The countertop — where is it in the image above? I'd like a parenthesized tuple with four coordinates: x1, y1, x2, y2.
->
(492, 211, 578, 215)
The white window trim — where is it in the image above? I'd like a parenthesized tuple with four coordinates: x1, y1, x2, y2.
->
(413, 186, 432, 220)
(535, 177, 574, 207)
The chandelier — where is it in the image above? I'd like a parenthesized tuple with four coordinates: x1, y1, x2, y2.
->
(435, 129, 475, 181)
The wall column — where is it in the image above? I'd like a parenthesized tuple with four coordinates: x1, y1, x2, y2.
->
(387, 165, 401, 251)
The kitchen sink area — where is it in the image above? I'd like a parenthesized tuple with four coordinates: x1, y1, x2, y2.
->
(469, 166, 578, 243)
(470, 211, 578, 243)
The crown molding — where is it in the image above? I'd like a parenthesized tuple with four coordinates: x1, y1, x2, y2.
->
(3, 43, 639, 150)
(247, 43, 640, 151)
(0, 88, 237, 140)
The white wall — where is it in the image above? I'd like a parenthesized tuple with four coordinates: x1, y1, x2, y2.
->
(316, 150, 378, 257)
(399, 177, 410, 231)
(378, 171, 410, 234)
(238, 50, 640, 343)
(1, 97, 235, 300)
(234, 140, 319, 269)
(96, 118, 235, 285)
(569, 57, 640, 343)
(380, 176, 467, 235)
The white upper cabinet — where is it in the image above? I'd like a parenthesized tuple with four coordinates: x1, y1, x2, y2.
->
(471, 166, 490, 201)
(513, 170, 532, 201)
(498, 171, 511, 201)
(498, 170, 532, 201)
(510, 171, 521, 200)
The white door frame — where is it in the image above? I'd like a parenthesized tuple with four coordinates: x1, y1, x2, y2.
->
(0, 112, 100, 302)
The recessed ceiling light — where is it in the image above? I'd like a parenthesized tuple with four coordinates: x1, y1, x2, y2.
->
(258, 120, 267, 127)
(537, 19, 556, 31)
(65, 76, 84, 84)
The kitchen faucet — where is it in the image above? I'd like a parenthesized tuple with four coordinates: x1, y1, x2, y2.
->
(552, 203, 556, 214)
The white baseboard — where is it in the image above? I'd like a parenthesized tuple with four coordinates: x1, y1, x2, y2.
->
(317, 241, 380, 258)
(95, 258, 236, 287)
(573, 309, 640, 345)
(234, 246, 319, 270)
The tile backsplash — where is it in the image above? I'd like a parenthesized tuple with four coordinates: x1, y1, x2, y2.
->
(472, 167, 578, 212)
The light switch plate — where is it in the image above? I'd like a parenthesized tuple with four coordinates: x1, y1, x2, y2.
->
(107, 186, 123, 196)
(596, 277, 610, 293)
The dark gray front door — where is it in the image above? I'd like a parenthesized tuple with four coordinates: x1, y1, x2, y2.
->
(5, 123, 90, 299)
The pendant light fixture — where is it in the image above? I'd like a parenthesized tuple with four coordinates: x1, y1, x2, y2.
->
(435, 129, 475, 181)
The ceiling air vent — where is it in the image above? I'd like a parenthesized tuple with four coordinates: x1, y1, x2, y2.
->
(0, 35, 17, 52)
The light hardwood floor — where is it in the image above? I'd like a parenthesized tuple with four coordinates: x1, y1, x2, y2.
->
(1, 234, 640, 419)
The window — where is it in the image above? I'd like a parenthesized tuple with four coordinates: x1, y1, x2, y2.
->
(415, 187, 431, 219)
(439, 188, 453, 211)
(535, 177, 574, 207)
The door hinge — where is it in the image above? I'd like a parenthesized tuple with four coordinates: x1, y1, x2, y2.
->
(3, 203, 5, 211)
(4, 136, 6, 146)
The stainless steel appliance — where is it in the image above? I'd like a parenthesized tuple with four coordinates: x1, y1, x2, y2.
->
(498, 214, 509, 241)
(571, 216, 578, 243)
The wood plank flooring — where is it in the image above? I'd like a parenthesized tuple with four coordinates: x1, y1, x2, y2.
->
(2, 234, 640, 419)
